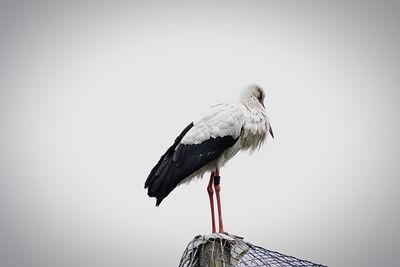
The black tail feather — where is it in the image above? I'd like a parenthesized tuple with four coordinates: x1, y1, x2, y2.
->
(145, 123, 194, 205)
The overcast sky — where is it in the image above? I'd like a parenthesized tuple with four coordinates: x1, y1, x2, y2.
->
(1, 1, 399, 266)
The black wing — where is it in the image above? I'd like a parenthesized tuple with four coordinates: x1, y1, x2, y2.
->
(144, 122, 239, 206)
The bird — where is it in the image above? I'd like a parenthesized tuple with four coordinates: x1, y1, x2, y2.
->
(144, 84, 274, 233)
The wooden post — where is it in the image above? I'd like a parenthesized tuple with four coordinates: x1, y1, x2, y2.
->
(179, 233, 249, 267)
(199, 237, 231, 267)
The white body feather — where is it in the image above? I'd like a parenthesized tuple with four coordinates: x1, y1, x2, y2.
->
(178, 88, 271, 186)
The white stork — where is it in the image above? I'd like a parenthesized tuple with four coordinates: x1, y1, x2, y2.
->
(145, 84, 274, 233)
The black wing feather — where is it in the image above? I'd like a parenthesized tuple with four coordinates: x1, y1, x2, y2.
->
(144, 123, 239, 206)
(145, 122, 194, 190)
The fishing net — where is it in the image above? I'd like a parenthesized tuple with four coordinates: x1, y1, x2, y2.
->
(179, 233, 326, 267)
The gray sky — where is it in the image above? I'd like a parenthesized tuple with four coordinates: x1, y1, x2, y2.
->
(1, 1, 399, 266)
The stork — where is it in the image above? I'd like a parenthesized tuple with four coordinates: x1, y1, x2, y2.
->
(145, 84, 274, 233)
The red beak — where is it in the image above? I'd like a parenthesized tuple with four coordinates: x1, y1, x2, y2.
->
(268, 123, 274, 138)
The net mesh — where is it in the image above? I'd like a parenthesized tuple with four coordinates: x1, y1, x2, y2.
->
(179, 233, 326, 267)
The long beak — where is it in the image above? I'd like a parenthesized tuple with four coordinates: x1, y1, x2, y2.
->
(268, 123, 274, 138)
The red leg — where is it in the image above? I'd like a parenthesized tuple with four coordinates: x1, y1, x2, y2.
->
(214, 169, 225, 233)
(207, 172, 216, 233)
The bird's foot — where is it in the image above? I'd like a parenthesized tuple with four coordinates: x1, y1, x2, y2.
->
(218, 230, 244, 240)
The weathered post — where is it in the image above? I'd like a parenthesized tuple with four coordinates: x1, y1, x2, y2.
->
(179, 233, 249, 267)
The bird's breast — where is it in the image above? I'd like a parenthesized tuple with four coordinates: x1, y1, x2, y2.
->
(240, 110, 269, 152)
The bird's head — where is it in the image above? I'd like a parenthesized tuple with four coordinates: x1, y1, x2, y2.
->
(240, 84, 274, 138)
(240, 84, 265, 108)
